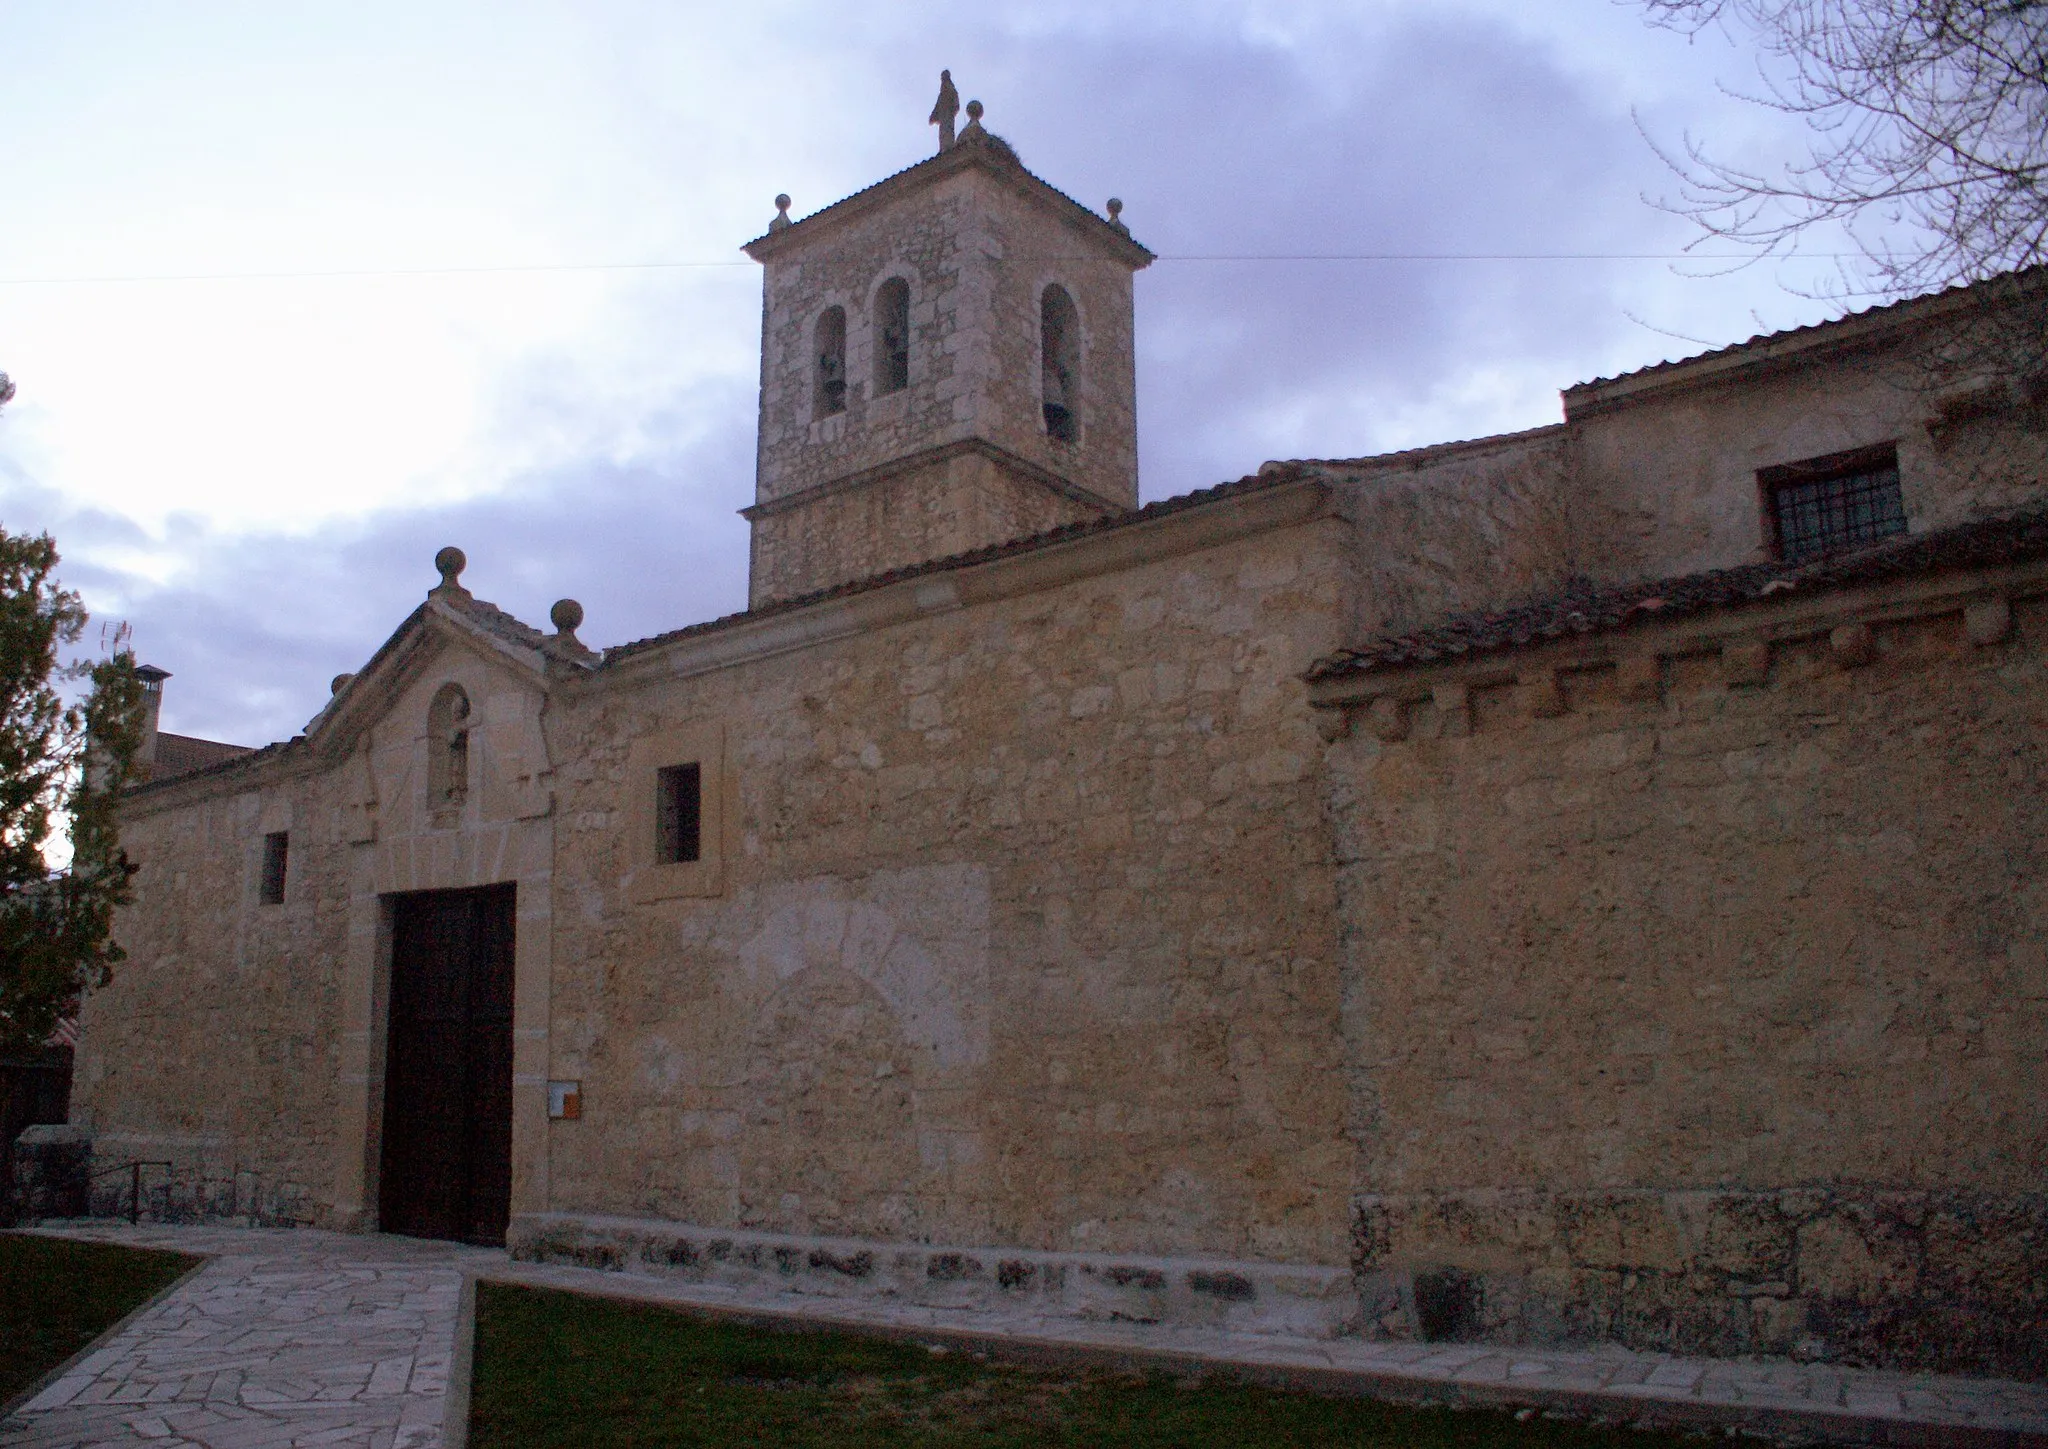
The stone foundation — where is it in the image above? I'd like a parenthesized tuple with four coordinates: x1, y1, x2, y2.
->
(9, 1125, 91, 1221)
(509, 1213, 1355, 1339)
(1353, 1189, 2048, 1382)
(25, 1133, 323, 1227)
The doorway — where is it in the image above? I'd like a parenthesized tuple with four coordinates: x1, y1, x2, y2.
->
(379, 883, 515, 1245)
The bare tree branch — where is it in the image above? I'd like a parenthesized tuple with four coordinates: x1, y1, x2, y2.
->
(1637, 0, 2048, 297)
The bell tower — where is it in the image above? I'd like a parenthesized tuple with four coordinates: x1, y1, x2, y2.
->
(742, 82, 1154, 607)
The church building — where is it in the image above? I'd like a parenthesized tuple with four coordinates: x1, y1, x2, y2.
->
(60, 83, 2048, 1380)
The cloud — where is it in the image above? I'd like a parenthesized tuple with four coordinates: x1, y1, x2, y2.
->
(3, 373, 756, 747)
(0, 1, 1857, 746)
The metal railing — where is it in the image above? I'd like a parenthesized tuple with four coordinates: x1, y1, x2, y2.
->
(75, 1159, 311, 1228)
(88, 1159, 172, 1224)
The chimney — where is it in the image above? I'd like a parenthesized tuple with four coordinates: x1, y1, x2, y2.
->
(135, 665, 170, 775)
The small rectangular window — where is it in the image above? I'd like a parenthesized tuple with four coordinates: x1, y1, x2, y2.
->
(260, 831, 289, 905)
(1762, 444, 1905, 563)
(656, 763, 702, 865)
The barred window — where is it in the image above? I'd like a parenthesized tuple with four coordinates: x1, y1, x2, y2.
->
(1763, 445, 1905, 563)
(260, 831, 289, 905)
(656, 762, 702, 865)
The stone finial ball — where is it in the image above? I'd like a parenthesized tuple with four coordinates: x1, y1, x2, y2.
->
(330, 672, 354, 696)
(434, 546, 466, 585)
(775, 194, 791, 211)
(965, 99, 984, 120)
(550, 598, 584, 634)
(1107, 198, 1123, 218)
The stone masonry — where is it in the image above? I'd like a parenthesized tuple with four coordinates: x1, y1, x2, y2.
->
(54, 90, 2048, 1386)
(1313, 529, 2048, 1379)
(742, 118, 1150, 606)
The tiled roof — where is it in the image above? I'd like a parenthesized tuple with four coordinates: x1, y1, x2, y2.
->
(605, 464, 1312, 662)
(448, 592, 547, 650)
(129, 735, 297, 796)
(1565, 266, 2047, 399)
(1308, 506, 2048, 682)
(742, 126, 1152, 266)
(1272, 422, 1567, 474)
(147, 731, 257, 782)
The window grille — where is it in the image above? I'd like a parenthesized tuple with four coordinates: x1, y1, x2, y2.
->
(656, 763, 702, 865)
(260, 831, 288, 905)
(1764, 447, 1905, 562)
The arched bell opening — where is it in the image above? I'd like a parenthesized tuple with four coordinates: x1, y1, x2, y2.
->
(1040, 283, 1080, 443)
(873, 278, 910, 397)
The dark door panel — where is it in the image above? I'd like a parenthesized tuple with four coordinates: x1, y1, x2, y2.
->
(379, 883, 515, 1245)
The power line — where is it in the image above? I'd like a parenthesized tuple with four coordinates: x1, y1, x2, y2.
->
(0, 251, 1839, 286)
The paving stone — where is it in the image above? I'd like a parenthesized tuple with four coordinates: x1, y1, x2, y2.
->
(3, 1227, 492, 1449)
(10, 1224, 2048, 1447)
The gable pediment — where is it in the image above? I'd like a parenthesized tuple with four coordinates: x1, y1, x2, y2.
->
(292, 559, 596, 841)
(339, 621, 563, 844)
(306, 595, 552, 763)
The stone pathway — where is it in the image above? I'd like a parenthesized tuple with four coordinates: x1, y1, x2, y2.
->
(3, 1226, 497, 1449)
(7, 1224, 2047, 1447)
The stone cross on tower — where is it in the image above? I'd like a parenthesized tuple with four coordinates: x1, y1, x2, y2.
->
(929, 70, 960, 151)
(742, 86, 1153, 608)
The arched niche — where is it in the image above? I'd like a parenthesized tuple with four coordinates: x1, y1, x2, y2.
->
(426, 681, 471, 825)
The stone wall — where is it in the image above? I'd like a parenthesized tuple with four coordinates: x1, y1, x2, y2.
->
(1569, 319, 2048, 585)
(750, 160, 1142, 606)
(1324, 584, 2048, 1377)
(74, 770, 345, 1227)
(746, 446, 1109, 606)
(755, 173, 978, 508)
(74, 604, 564, 1232)
(1315, 318, 2048, 650)
(964, 173, 1140, 510)
(544, 504, 1355, 1266)
(1317, 428, 1580, 639)
(65, 271, 2048, 1376)
(755, 167, 1139, 513)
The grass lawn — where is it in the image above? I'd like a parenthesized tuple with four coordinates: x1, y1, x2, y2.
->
(471, 1282, 1701, 1448)
(0, 1232, 199, 1406)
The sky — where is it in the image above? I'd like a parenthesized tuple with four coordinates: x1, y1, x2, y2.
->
(0, 0, 1879, 745)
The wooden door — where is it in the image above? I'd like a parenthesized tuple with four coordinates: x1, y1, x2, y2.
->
(379, 884, 515, 1245)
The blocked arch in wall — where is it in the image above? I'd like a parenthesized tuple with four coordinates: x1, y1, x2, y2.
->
(738, 965, 921, 1239)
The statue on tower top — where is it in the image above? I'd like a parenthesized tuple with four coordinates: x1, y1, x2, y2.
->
(929, 70, 960, 151)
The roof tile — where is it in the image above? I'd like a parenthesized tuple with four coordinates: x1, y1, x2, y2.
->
(1308, 506, 2048, 683)
(1565, 265, 2046, 398)
(605, 465, 1310, 662)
